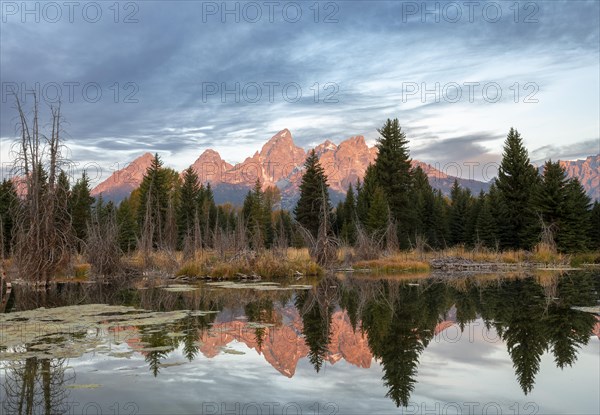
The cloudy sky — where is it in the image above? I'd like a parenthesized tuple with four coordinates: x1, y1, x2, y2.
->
(1, 0, 598, 183)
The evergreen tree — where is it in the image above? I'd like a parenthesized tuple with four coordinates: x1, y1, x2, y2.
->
(137, 154, 171, 247)
(117, 197, 138, 252)
(177, 167, 201, 246)
(559, 178, 591, 253)
(487, 183, 505, 247)
(534, 161, 591, 252)
(448, 180, 470, 246)
(366, 186, 389, 235)
(356, 165, 377, 225)
(589, 202, 600, 250)
(411, 166, 436, 244)
(340, 183, 357, 244)
(430, 190, 450, 249)
(495, 128, 539, 249)
(534, 160, 568, 229)
(0, 179, 17, 256)
(69, 172, 94, 249)
(294, 150, 331, 238)
(475, 193, 497, 248)
(465, 190, 482, 246)
(372, 119, 413, 244)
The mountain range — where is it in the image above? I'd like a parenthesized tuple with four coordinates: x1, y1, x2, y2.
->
(91, 129, 599, 207)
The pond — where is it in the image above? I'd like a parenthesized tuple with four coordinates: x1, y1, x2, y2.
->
(1, 271, 599, 414)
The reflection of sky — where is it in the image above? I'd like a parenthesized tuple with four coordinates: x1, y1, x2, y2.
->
(30, 319, 600, 415)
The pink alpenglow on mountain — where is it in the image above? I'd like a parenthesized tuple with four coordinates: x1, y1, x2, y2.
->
(91, 130, 599, 206)
(91, 152, 154, 201)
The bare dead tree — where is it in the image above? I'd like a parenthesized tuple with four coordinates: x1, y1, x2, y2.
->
(11, 95, 73, 284)
(538, 215, 558, 253)
(354, 221, 380, 261)
(2, 356, 73, 415)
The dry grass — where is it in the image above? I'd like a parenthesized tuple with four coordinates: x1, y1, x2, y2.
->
(354, 253, 431, 273)
(530, 242, 565, 265)
(73, 263, 91, 280)
(175, 248, 322, 279)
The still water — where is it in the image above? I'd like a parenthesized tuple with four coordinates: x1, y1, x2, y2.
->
(1, 272, 599, 415)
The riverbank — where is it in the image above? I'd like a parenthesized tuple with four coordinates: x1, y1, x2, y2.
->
(2, 246, 598, 282)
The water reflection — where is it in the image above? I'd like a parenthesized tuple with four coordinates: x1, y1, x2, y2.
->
(1, 272, 598, 411)
(3, 356, 73, 414)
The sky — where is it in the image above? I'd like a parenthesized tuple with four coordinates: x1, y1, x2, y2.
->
(0, 0, 599, 184)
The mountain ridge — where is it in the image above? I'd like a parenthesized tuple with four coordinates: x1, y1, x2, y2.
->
(91, 130, 599, 206)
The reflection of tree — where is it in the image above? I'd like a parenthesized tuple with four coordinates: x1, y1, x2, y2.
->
(245, 298, 278, 349)
(545, 275, 596, 369)
(361, 281, 448, 407)
(140, 328, 176, 377)
(476, 275, 597, 395)
(295, 279, 336, 373)
(2, 353, 73, 414)
(335, 273, 598, 406)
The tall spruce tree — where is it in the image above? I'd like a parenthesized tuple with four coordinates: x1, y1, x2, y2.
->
(294, 150, 331, 238)
(177, 167, 201, 246)
(475, 193, 497, 248)
(116, 197, 137, 252)
(559, 178, 591, 253)
(372, 119, 413, 244)
(69, 172, 94, 249)
(137, 154, 171, 247)
(0, 179, 17, 256)
(356, 165, 377, 225)
(340, 183, 357, 244)
(448, 180, 471, 246)
(495, 128, 539, 249)
(589, 202, 600, 250)
(411, 166, 435, 243)
(534, 160, 568, 229)
(366, 186, 389, 236)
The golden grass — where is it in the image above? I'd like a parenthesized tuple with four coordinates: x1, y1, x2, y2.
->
(175, 248, 322, 279)
(354, 253, 431, 273)
(73, 263, 91, 279)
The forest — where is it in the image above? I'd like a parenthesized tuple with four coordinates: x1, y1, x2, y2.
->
(0, 99, 599, 283)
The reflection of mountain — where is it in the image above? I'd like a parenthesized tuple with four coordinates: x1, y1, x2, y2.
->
(198, 308, 374, 377)
(5, 273, 599, 410)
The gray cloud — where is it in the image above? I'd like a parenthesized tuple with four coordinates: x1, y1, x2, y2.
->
(1, 0, 598, 180)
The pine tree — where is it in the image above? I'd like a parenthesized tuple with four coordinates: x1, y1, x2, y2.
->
(475, 193, 497, 248)
(534, 160, 568, 228)
(69, 172, 94, 249)
(558, 178, 591, 253)
(0, 179, 17, 256)
(137, 154, 171, 248)
(294, 150, 331, 238)
(372, 119, 413, 243)
(495, 128, 539, 249)
(356, 165, 377, 225)
(465, 190, 482, 246)
(366, 186, 389, 236)
(116, 197, 137, 252)
(589, 202, 600, 250)
(411, 166, 434, 242)
(449, 180, 470, 246)
(340, 183, 357, 244)
(177, 167, 201, 247)
(431, 190, 450, 249)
